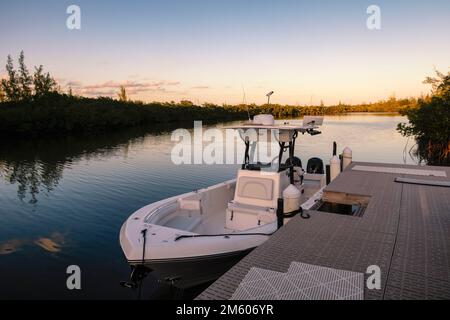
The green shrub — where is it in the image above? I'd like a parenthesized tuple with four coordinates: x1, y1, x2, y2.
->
(398, 70, 450, 166)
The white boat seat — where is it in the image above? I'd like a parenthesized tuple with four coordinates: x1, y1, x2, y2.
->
(164, 215, 202, 232)
(226, 201, 276, 231)
(227, 201, 272, 215)
(237, 176, 274, 201)
(233, 169, 289, 209)
(178, 198, 202, 215)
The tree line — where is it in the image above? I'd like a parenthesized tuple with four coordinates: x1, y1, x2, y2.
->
(1, 52, 417, 138)
(222, 96, 415, 119)
(0, 51, 58, 102)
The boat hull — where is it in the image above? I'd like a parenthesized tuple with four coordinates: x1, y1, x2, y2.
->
(128, 249, 254, 289)
(119, 176, 325, 290)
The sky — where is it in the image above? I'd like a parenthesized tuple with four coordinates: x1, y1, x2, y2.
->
(1, 0, 449, 105)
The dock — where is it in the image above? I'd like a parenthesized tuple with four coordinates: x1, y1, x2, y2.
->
(197, 162, 450, 300)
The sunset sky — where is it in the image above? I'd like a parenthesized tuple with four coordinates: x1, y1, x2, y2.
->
(1, 0, 449, 105)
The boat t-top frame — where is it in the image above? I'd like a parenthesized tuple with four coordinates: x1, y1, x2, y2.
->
(224, 122, 322, 184)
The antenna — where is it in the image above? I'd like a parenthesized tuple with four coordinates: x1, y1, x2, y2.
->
(242, 85, 250, 120)
(266, 91, 274, 105)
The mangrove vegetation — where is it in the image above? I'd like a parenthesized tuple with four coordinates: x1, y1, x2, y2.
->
(398, 70, 450, 166)
(1, 52, 417, 138)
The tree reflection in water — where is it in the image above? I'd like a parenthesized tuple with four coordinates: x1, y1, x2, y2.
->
(1, 160, 63, 204)
(0, 123, 189, 204)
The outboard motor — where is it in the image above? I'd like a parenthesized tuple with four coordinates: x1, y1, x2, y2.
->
(307, 157, 324, 174)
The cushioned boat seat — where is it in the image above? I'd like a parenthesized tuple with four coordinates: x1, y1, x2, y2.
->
(225, 169, 288, 231)
(226, 201, 276, 231)
(236, 176, 274, 201)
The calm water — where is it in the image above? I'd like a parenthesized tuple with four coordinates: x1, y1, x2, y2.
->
(0, 114, 416, 299)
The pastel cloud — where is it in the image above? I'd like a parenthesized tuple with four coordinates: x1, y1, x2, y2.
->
(64, 80, 182, 97)
(66, 81, 83, 88)
(191, 86, 210, 90)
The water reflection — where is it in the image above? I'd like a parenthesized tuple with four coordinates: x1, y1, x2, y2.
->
(0, 239, 26, 255)
(0, 114, 415, 299)
(0, 232, 66, 255)
(0, 160, 64, 204)
(34, 232, 66, 253)
(0, 115, 417, 204)
(0, 123, 190, 204)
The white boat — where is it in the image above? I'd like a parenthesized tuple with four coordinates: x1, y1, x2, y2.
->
(119, 115, 327, 289)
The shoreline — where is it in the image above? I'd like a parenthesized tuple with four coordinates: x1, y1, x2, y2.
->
(0, 93, 410, 138)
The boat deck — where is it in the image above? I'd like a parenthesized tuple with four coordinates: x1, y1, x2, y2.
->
(197, 162, 450, 300)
